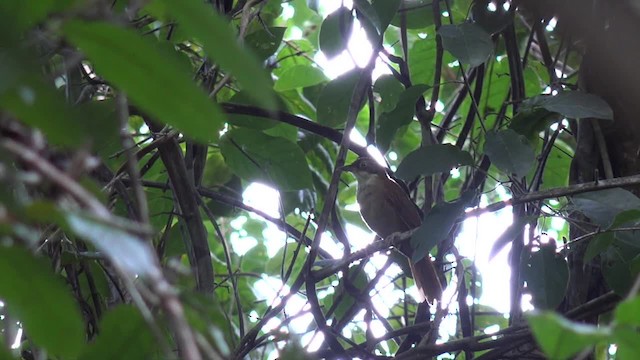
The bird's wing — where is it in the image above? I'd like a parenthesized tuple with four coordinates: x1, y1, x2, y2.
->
(383, 178, 422, 230)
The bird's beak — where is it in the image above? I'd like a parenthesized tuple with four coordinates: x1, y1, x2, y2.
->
(339, 163, 355, 173)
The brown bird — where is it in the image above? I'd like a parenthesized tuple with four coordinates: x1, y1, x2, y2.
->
(342, 156, 443, 303)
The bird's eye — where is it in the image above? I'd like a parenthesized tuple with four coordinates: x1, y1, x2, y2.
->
(358, 161, 367, 169)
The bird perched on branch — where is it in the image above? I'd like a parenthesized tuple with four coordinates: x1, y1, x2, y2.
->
(341, 156, 442, 303)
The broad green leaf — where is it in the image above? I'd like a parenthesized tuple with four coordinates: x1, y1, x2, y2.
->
(541, 141, 571, 189)
(219, 128, 312, 190)
(584, 232, 614, 263)
(390, 0, 442, 29)
(522, 242, 569, 309)
(373, 74, 404, 113)
(62, 20, 224, 142)
(274, 64, 327, 92)
(438, 22, 493, 67)
(602, 247, 632, 295)
(377, 84, 430, 151)
(396, 144, 473, 180)
(572, 188, 640, 228)
(79, 306, 154, 360)
(371, 0, 401, 32)
(613, 327, 640, 360)
(319, 6, 354, 58)
(245, 27, 286, 61)
(354, 0, 382, 44)
(483, 129, 535, 178)
(610, 209, 640, 228)
(538, 91, 613, 120)
(508, 107, 557, 144)
(527, 311, 609, 359)
(411, 191, 475, 262)
(615, 296, 640, 326)
(316, 69, 366, 127)
(0, 246, 84, 358)
(65, 212, 162, 278)
(0, 346, 14, 360)
(156, 0, 276, 109)
(408, 38, 437, 86)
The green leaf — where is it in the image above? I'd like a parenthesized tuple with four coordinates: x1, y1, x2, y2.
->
(390, 0, 440, 29)
(522, 242, 569, 310)
(411, 191, 475, 262)
(610, 209, 640, 228)
(0, 246, 84, 358)
(438, 22, 493, 67)
(79, 306, 154, 360)
(377, 84, 430, 151)
(584, 232, 614, 263)
(65, 212, 162, 279)
(371, 0, 402, 32)
(373, 74, 405, 113)
(538, 91, 613, 120)
(613, 326, 640, 360)
(408, 38, 437, 86)
(483, 129, 535, 178)
(226, 92, 279, 129)
(572, 188, 640, 228)
(245, 27, 286, 61)
(62, 20, 225, 143)
(155, 0, 276, 109)
(602, 247, 633, 295)
(396, 144, 473, 180)
(319, 6, 354, 58)
(354, 0, 382, 44)
(274, 64, 327, 92)
(219, 128, 312, 190)
(615, 296, 640, 326)
(508, 107, 557, 144)
(527, 311, 609, 359)
(316, 69, 366, 127)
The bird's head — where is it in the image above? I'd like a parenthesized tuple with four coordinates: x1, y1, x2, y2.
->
(341, 157, 388, 182)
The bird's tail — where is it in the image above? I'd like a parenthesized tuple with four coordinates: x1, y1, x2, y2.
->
(410, 256, 443, 304)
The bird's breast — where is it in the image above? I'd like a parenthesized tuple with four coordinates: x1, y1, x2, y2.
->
(356, 176, 408, 238)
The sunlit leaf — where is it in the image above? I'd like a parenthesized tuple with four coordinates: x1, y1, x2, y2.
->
(377, 84, 430, 151)
(220, 128, 312, 190)
(274, 64, 327, 92)
(373, 74, 404, 113)
(411, 191, 475, 262)
(245, 27, 286, 61)
(396, 144, 473, 180)
(528, 311, 609, 359)
(62, 20, 225, 142)
(0, 246, 85, 358)
(65, 212, 162, 278)
(319, 6, 354, 58)
(316, 69, 366, 127)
